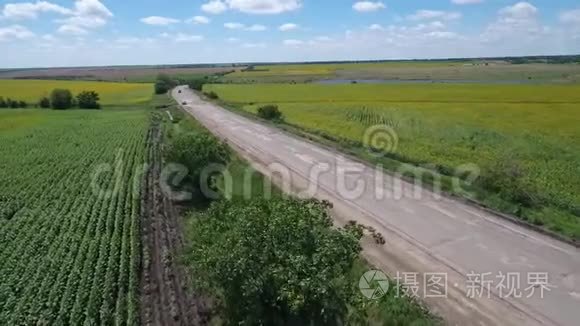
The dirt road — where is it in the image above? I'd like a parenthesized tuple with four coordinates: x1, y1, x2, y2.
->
(140, 114, 208, 326)
(173, 86, 580, 326)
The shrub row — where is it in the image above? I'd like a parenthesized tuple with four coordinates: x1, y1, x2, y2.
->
(46, 89, 101, 110)
(0, 97, 28, 108)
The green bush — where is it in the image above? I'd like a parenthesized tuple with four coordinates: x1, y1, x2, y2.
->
(187, 78, 206, 91)
(257, 104, 283, 121)
(8, 99, 18, 108)
(204, 91, 219, 99)
(165, 131, 230, 195)
(39, 97, 50, 108)
(479, 154, 542, 209)
(77, 91, 101, 109)
(154, 74, 177, 94)
(50, 89, 74, 110)
(186, 198, 363, 325)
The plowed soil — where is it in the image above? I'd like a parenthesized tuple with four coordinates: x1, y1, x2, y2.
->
(140, 115, 210, 325)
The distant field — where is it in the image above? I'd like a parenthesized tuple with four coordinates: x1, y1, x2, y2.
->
(0, 108, 149, 324)
(0, 66, 241, 83)
(225, 62, 580, 84)
(229, 61, 465, 77)
(0, 80, 152, 105)
(206, 83, 580, 239)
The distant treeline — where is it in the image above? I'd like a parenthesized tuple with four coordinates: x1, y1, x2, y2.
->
(506, 55, 580, 64)
(12, 75, 96, 80)
(3, 55, 578, 77)
(0, 89, 102, 110)
(238, 54, 580, 66)
(154, 73, 223, 94)
(0, 97, 28, 108)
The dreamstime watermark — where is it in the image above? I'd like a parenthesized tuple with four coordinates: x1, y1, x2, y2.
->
(89, 124, 481, 203)
(90, 157, 480, 203)
(363, 125, 399, 156)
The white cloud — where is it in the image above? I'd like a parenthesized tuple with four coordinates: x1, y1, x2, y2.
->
(353, 1, 386, 13)
(226, 0, 301, 14)
(58, 0, 113, 35)
(283, 39, 303, 46)
(0, 24, 35, 41)
(62, 15, 107, 28)
(115, 36, 155, 45)
(74, 0, 111, 18)
(242, 42, 266, 48)
(408, 10, 462, 21)
(499, 2, 537, 19)
(1, 1, 71, 20)
(451, 0, 483, 5)
(201, 0, 228, 14)
(202, 0, 301, 15)
(224, 22, 267, 31)
(41, 33, 56, 41)
(560, 9, 580, 25)
(112, 36, 156, 49)
(224, 22, 245, 29)
(481, 2, 545, 43)
(188, 15, 210, 24)
(426, 31, 459, 39)
(368, 24, 384, 31)
(227, 37, 240, 42)
(246, 24, 267, 31)
(414, 21, 446, 31)
(38, 33, 58, 47)
(314, 36, 332, 42)
(175, 33, 204, 42)
(58, 24, 88, 35)
(140, 16, 180, 26)
(279, 23, 299, 31)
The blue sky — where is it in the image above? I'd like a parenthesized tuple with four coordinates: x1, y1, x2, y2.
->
(1, 0, 579, 67)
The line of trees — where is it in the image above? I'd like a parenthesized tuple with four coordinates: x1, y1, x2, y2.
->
(0, 97, 28, 108)
(154, 74, 177, 94)
(42, 89, 101, 110)
(165, 128, 367, 324)
(154, 73, 216, 94)
(1, 90, 101, 110)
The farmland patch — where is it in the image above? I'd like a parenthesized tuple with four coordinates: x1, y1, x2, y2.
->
(0, 108, 149, 324)
(0, 80, 152, 105)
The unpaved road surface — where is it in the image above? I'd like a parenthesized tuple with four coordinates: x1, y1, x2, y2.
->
(140, 115, 209, 326)
(173, 86, 580, 326)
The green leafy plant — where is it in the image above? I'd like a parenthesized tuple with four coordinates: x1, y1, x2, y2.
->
(165, 131, 230, 196)
(186, 198, 364, 325)
(39, 97, 51, 108)
(77, 91, 101, 109)
(50, 89, 74, 110)
(204, 91, 219, 99)
(257, 104, 283, 121)
(154, 74, 177, 94)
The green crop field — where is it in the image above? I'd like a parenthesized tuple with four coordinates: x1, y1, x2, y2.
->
(0, 80, 152, 105)
(225, 62, 580, 84)
(205, 83, 580, 239)
(0, 108, 149, 324)
(229, 61, 465, 77)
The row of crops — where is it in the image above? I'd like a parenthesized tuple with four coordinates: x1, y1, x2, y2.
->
(0, 109, 150, 324)
(345, 107, 400, 128)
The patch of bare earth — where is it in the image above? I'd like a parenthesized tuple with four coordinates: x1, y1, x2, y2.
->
(140, 115, 210, 325)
